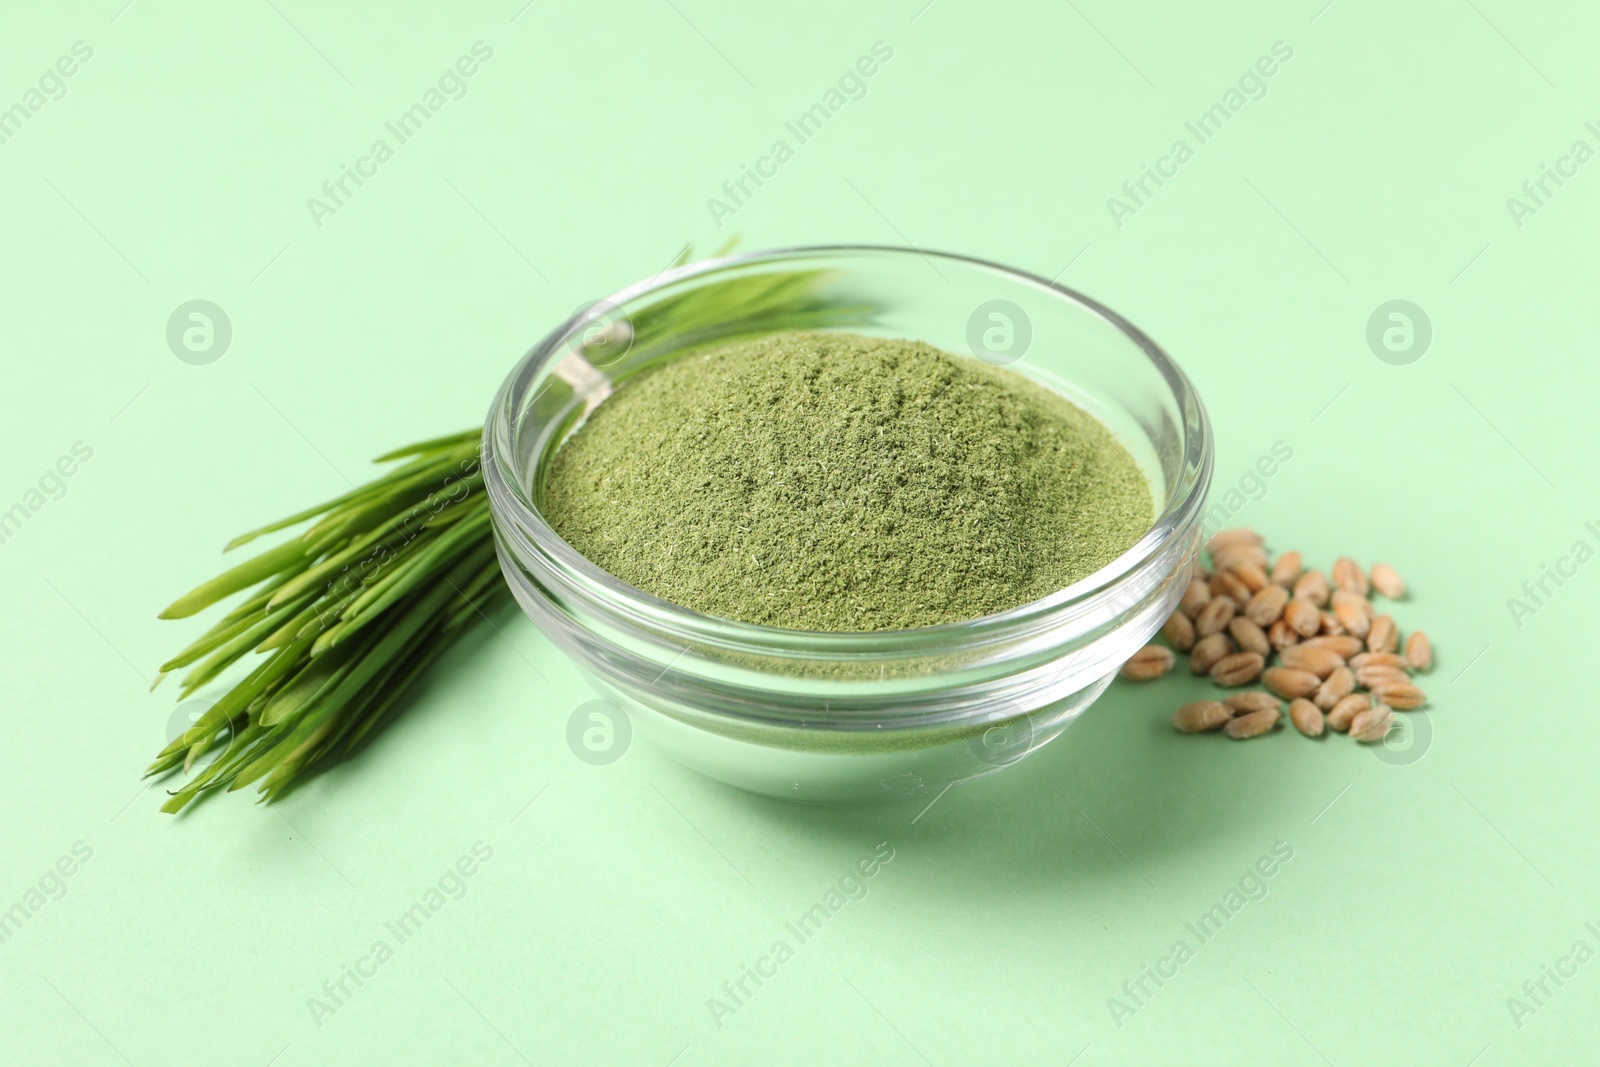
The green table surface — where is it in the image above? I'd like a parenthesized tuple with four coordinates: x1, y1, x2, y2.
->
(3, 1, 1596, 1063)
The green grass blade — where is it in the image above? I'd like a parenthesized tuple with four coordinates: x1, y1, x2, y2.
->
(159, 539, 310, 620)
(222, 448, 466, 551)
(175, 593, 315, 695)
(372, 429, 482, 463)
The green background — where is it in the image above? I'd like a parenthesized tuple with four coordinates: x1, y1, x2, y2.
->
(2, 0, 1595, 1063)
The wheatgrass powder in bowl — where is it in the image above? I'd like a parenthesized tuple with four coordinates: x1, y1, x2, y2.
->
(543, 330, 1152, 631)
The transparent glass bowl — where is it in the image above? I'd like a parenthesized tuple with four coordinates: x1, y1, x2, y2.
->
(483, 246, 1213, 802)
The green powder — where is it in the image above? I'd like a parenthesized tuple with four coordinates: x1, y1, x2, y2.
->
(543, 331, 1151, 631)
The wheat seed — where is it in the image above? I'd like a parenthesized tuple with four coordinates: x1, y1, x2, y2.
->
(1263, 667, 1321, 699)
(1195, 595, 1238, 637)
(1371, 683, 1426, 710)
(1173, 700, 1233, 733)
(1306, 635, 1365, 659)
(1180, 577, 1212, 619)
(1350, 703, 1395, 743)
(1207, 528, 1264, 555)
(1314, 666, 1355, 710)
(1356, 664, 1410, 690)
(1326, 694, 1369, 733)
(1225, 706, 1282, 739)
(1121, 644, 1175, 680)
(1225, 692, 1282, 715)
(1333, 599, 1370, 638)
(1163, 610, 1197, 651)
(1211, 571, 1254, 603)
(1230, 561, 1272, 594)
(1189, 632, 1234, 674)
(1367, 614, 1399, 655)
(1333, 556, 1369, 596)
(1214, 545, 1270, 572)
(1278, 643, 1345, 678)
(1284, 597, 1321, 638)
(1289, 698, 1325, 737)
(1405, 630, 1432, 672)
(1211, 651, 1266, 687)
(1268, 618, 1301, 650)
(1228, 616, 1271, 657)
(1293, 570, 1331, 607)
(1245, 584, 1290, 627)
(1331, 589, 1374, 617)
(1370, 562, 1405, 599)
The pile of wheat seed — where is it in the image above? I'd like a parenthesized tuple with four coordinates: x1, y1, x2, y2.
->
(1120, 527, 1432, 742)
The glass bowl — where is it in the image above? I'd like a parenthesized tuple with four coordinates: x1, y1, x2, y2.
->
(482, 246, 1213, 803)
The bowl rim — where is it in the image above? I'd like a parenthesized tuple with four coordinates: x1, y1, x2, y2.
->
(483, 243, 1214, 652)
